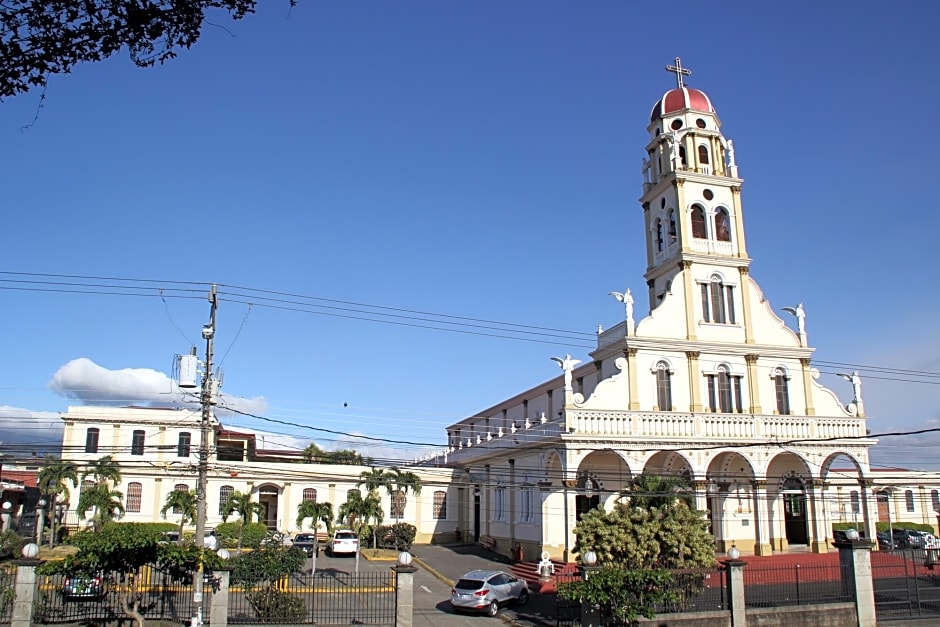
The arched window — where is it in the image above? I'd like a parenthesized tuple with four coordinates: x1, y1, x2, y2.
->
(85, 428, 100, 454)
(698, 145, 710, 165)
(219, 485, 234, 515)
(668, 211, 677, 244)
(850, 490, 860, 514)
(774, 368, 791, 415)
(433, 491, 447, 520)
(905, 490, 915, 513)
(701, 275, 736, 324)
(655, 361, 672, 411)
(131, 429, 145, 456)
(932, 490, 940, 513)
(126, 482, 142, 513)
(691, 205, 707, 239)
(177, 432, 191, 458)
(707, 365, 743, 413)
(678, 145, 687, 167)
(655, 219, 664, 252)
(172, 483, 189, 514)
(715, 208, 732, 242)
(302, 488, 317, 503)
(390, 490, 406, 519)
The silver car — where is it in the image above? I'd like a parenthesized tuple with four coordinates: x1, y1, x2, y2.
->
(450, 569, 529, 617)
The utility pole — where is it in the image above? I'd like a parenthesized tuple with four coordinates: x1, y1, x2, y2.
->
(192, 285, 217, 627)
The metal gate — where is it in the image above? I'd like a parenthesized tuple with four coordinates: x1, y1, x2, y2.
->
(872, 549, 940, 621)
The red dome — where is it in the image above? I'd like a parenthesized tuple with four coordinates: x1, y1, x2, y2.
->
(650, 87, 715, 122)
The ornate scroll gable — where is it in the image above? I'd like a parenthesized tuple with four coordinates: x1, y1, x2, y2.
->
(572, 357, 629, 409)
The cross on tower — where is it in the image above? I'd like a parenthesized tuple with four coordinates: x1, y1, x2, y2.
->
(666, 57, 691, 89)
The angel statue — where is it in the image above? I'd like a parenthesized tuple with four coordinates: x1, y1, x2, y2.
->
(551, 354, 582, 391)
(609, 288, 634, 324)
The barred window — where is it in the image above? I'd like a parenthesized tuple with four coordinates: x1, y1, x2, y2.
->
(520, 486, 535, 523)
(85, 428, 100, 454)
(172, 483, 189, 514)
(219, 485, 234, 516)
(655, 361, 672, 411)
(390, 490, 406, 520)
(932, 490, 940, 513)
(303, 488, 317, 503)
(774, 369, 791, 415)
(850, 490, 860, 514)
(126, 482, 142, 513)
(905, 489, 915, 513)
(494, 486, 506, 522)
(433, 491, 447, 520)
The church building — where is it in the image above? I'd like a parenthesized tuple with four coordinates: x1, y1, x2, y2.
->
(436, 59, 880, 559)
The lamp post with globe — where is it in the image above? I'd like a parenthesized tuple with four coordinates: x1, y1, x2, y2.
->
(35, 498, 47, 545)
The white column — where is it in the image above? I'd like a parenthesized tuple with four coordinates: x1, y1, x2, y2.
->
(751, 481, 773, 556)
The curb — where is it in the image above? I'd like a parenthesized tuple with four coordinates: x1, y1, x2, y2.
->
(412, 555, 454, 587)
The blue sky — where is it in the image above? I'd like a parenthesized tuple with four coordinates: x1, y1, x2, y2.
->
(2, 1, 938, 469)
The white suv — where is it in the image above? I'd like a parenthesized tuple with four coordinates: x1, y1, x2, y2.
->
(327, 530, 359, 556)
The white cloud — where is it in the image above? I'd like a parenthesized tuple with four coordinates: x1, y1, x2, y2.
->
(47, 357, 268, 417)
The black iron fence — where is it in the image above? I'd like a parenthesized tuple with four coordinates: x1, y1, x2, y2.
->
(228, 570, 396, 625)
(743, 561, 852, 608)
(872, 548, 940, 622)
(657, 567, 727, 613)
(0, 566, 14, 625)
(33, 565, 199, 625)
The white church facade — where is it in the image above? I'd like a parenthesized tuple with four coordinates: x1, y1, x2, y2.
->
(432, 61, 918, 560)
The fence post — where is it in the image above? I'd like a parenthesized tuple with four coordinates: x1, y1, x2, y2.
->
(835, 536, 876, 627)
(580, 564, 602, 627)
(724, 558, 746, 627)
(209, 568, 232, 627)
(394, 562, 417, 627)
(12, 557, 42, 627)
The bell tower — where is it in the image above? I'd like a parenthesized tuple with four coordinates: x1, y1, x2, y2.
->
(640, 58, 750, 321)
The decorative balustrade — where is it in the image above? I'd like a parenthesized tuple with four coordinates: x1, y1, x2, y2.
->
(439, 411, 868, 464)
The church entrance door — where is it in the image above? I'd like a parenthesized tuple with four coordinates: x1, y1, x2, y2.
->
(783, 491, 809, 545)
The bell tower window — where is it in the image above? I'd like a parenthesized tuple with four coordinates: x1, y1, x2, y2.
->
(679, 145, 687, 167)
(700, 276, 736, 324)
(668, 211, 677, 244)
(655, 219, 664, 251)
(715, 208, 732, 242)
(691, 205, 707, 239)
(698, 145, 710, 165)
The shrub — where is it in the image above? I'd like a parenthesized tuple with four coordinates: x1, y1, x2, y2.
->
(216, 522, 269, 549)
(373, 523, 417, 550)
(248, 589, 306, 623)
(0, 530, 25, 560)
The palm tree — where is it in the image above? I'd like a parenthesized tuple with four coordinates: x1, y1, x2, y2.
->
(221, 490, 264, 549)
(37, 456, 79, 546)
(627, 473, 693, 510)
(357, 467, 390, 495)
(77, 483, 125, 531)
(296, 500, 334, 536)
(82, 455, 122, 486)
(160, 489, 198, 541)
(387, 467, 422, 497)
(338, 490, 383, 548)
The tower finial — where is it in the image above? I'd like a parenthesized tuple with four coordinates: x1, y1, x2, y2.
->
(666, 57, 691, 89)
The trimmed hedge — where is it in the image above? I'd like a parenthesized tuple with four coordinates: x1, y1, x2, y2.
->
(216, 522, 270, 549)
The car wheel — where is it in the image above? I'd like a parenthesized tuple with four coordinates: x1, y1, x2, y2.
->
(487, 601, 499, 617)
(517, 589, 529, 606)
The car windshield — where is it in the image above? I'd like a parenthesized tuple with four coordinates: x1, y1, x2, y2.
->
(294, 534, 315, 542)
(454, 578, 485, 591)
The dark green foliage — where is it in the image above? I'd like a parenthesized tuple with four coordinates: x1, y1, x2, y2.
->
(215, 521, 269, 549)
(573, 500, 716, 570)
(557, 566, 679, 626)
(371, 522, 417, 550)
(231, 544, 306, 622)
(0, 1, 298, 99)
(0, 530, 25, 559)
(248, 588, 307, 623)
(873, 521, 935, 533)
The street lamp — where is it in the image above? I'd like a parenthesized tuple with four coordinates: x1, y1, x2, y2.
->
(728, 544, 740, 560)
(583, 550, 598, 567)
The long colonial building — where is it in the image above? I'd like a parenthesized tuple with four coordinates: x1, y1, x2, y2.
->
(11, 62, 938, 560)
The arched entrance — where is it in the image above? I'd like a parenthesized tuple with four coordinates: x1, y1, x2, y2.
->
(575, 474, 601, 521)
(781, 477, 808, 545)
(258, 485, 279, 530)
